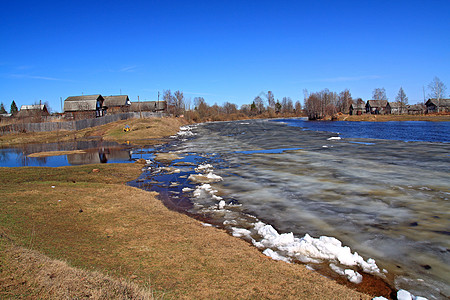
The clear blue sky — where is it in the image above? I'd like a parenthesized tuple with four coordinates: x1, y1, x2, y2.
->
(1, 0, 449, 112)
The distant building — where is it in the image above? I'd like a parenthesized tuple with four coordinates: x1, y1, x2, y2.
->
(103, 95, 131, 113)
(63, 95, 105, 119)
(130, 101, 166, 112)
(387, 102, 407, 115)
(425, 98, 450, 113)
(16, 104, 50, 119)
(366, 100, 389, 114)
(406, 104, 425, 115)
(349, 99, 365, 115)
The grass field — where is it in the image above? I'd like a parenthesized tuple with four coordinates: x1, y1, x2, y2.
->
(0, 164, 384, 299)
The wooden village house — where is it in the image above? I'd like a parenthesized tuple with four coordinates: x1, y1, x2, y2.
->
(425, 98, 450, 113)
(16, 104, 50, 120)
(349, 99, 365, 115)
(366, 100, 390, 114)
(406, 104, 425, 115)
(387, 102, 407, 115)
(64, 95, 105, 119)
(103, 95, 131, 113)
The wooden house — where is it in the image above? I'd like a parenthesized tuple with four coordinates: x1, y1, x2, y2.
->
(406, 104, 425, 115)
(130, 101, 167, 112)
(103, 95, 131, 113)
(63, 95, 105, 119)
(366, 100, 389, 114)
(425, 99, 450, 113)
(16, 104, 50, 119)
(349, 99, 365, 115)
(387, 102, 407, 115)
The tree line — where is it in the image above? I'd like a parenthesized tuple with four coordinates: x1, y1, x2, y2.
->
(161, 89, 304, 122)
(304, 76, 447, 120)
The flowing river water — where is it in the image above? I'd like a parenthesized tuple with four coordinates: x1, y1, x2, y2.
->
(129, 119, 450, 299)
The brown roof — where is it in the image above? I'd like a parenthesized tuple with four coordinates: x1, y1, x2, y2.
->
(407, 104, 425, 111)
(64, 95, 104, 112)
(426, 99, 450, 107)
(103, 95, 130, 107)
(366, 100, 388, 108)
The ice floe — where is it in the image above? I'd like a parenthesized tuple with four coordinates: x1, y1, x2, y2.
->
(253, 222, 382, 277)
(372, 289, 428, 300)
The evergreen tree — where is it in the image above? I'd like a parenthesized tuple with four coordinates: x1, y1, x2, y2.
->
(10, 100, 18, 115)
(0, 102, 7, 114)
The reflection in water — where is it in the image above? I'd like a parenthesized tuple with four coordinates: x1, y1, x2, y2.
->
(67, 148, 132, 165)
(0, 141, 141, 167)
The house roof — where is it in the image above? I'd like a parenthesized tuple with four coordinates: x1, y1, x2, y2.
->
(388, 102, 406, 109)
(367, 100, 388, 108)
(103, 95, 130, 107)
(16, 104, 49, 117)
(425, 98, 450, 107)
(407, 104, 425, 111)
(351, 99, 365, 109)
(20, 104, 47, 111)
(64, 95, 104, 112)
(130, 101, 166, 111)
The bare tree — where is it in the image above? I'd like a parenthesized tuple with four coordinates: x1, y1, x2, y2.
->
(337, 89, 352, 113)
(173, 90, 185, 116)
(163, 90, 174, 115)
(428, 76, 447, 112)
(294, 100, 302, 115)
(372, 88, 388, 101)
(395, 87, 408, 111)
(267, 91, 275, 111)
(223, 102, 237, 115)
(281, 97, 294, 114)
(253, 96, 265, 114)
(194, 97, 208, 119)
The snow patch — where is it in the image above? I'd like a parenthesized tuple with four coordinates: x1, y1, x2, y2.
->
(327, 136, 341, 140)
(262, 249, 291, 263)
(254, 222, 382, 280)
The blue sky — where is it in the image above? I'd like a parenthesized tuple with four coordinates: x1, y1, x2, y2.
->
(1, 0, 449, 112)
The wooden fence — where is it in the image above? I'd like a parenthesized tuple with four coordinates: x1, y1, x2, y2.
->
(0, 112, 165, 135)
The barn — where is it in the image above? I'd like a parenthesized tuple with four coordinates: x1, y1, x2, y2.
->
(64, 95, 105, 119)
(103, 95, 131, 113)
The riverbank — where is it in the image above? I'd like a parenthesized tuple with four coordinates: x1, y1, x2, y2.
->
(336, 113, 450, 122)
(0, 117, 188, 148)
(0, 163, 379, 299)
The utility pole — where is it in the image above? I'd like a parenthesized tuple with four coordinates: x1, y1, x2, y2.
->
(138, 95, 142, 119)
(60, 97, 62, 113)
(423, 86, 426, 104)
(158, 91, 160, 102)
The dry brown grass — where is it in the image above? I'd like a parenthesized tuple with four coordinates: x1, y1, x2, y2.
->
(0, 164, 376, 299)
(0, 240, 156, 299)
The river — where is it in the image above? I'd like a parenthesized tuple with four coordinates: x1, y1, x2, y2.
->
(130, 119, 450, 299)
